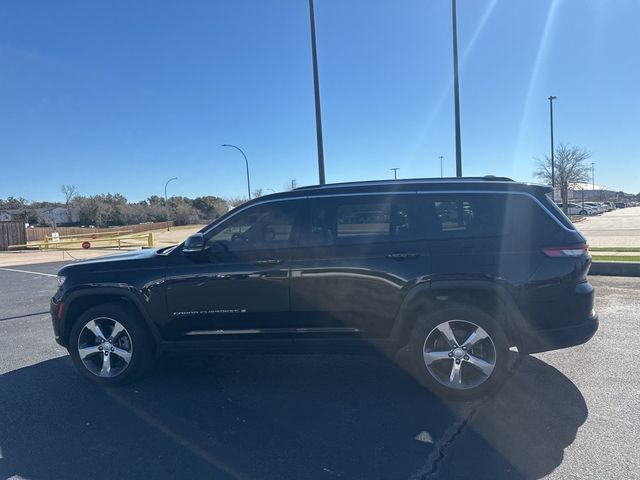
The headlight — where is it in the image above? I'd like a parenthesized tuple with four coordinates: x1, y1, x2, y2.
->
(57, 275, 66, 287)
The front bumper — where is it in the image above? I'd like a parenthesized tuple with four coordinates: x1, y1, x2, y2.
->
(519, 310, 599, 354)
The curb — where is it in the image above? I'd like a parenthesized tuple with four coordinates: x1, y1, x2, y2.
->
(589, 261, 640, 277)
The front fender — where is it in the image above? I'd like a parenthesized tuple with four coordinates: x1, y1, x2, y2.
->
(59, 286, 163, 346)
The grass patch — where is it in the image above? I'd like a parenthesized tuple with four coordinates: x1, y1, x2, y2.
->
(592, 255, 640, 263)
(590, 247, 640, 252)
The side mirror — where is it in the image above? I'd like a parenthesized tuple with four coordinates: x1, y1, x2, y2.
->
(183, 233, 205, 253)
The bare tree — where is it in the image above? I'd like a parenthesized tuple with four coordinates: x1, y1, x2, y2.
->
(226, 196, 249, 209)
(534, 143, 591, 212)
(61, 184, 78, 207)
(284, 179, 298, 191)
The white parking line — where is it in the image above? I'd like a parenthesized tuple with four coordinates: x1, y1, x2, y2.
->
(0, 267, 57, 277)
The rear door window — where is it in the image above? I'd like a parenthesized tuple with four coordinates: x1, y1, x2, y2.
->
(303, 195, 415, 246)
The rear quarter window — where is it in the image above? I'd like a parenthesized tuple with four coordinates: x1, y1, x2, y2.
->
(538, 195, 576, 230)
(417, 192, 565, 245)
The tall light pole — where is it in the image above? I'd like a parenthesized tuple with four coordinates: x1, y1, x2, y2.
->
(164, 176, 178, 231)
(548, 96, 557, 200)
(309, 0, 326, 184)
(591, 162, 595, 195)
(221, 144, 251, 200)
(439, 155, 444, 178)
(451, 0, 462, 177)
(391, 167, 399, 179)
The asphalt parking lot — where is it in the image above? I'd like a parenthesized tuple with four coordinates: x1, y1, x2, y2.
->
(1, 262, 638, 480)
(577, 206, 640, 247)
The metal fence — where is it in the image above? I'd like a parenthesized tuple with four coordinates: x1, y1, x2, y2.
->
(0, 221, 26, 251)
(25, 221, 173, 242)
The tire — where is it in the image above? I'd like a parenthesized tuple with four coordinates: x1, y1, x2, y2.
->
(68, 302, 155, 386)
(579, 210, 588, 215)
(407, 304, 510, 401)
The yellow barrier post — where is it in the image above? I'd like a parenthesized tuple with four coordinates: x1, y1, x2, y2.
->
(44, 236, 49, 250)
(148, 232, 154, 247)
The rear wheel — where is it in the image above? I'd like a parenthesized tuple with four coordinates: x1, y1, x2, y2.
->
(408, 305, 510, 400)
(579, 210, 588, 215)
(68, 302, 155, 385)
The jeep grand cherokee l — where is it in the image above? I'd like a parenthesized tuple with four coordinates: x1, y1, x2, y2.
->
(51, 177, 598, 399)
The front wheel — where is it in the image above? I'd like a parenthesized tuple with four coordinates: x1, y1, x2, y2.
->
(408, 305, 510, 400)
(579, 210, 588, 215)
(68, 302, 155, 385)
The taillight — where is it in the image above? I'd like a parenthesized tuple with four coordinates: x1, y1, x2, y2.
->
(542, 244, 589, 257)
(56, 301, 64, 318)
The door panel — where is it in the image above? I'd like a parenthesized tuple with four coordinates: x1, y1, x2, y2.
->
(163, 201, 302, 340)
(290, 194, 430, 339)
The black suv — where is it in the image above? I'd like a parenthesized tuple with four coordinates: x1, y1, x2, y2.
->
(51, 177, 598, 399)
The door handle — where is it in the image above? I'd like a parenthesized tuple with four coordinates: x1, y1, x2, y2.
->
(386, 252, 420, 260)
(254, 259, 283, 265)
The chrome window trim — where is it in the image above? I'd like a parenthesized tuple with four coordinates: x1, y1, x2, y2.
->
(412, 190, 577, 233)
(200, 189, 575, 237)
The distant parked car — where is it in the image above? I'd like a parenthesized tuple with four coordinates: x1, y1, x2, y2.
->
(615, 202, 626, 208)
(557, 203, 594, 216)
(584, 202, 605, 214)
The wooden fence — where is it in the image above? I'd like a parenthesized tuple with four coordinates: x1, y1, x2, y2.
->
(0, 221, 27, 251)
(25, 221, 173, 242)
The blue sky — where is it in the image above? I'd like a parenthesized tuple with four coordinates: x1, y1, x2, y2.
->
(1, 0, 638, 202)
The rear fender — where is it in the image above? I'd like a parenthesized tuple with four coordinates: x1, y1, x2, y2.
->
(391, 279, 528, 348)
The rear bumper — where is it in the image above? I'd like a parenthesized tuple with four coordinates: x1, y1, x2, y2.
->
(519, 310, 599, 354)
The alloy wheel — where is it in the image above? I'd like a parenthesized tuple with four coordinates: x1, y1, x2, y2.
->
(422, 319, 496, 390)
(77, 317, 133, 378)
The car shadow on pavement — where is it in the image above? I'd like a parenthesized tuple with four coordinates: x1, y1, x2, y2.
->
(430, 354, 589, 479)
(0, 353, 586, 480)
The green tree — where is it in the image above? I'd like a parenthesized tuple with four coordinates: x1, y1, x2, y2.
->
(192, 196, 228, 220)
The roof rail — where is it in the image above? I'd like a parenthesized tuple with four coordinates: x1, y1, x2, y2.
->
(482, 175, 514, 181)
(294, 176, 514, 191)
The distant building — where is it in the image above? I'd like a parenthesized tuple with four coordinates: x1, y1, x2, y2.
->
(568, 182, 617, 202)
(0, 209, 27, 222)
(0, 207, 77, 226)
(41, 207, 76, 225)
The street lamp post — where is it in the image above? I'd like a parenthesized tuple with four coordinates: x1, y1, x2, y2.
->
(451, 0, 462, 177)
(548, 96, 557, 200)
(439, 156, 444, 178)
(309, 0, 326, 185)
(391, 167, 399, 179)
(221, 144, 251, 200)
(164, 177, 178, 231)
(591, 162, 595, 195)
